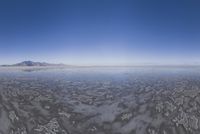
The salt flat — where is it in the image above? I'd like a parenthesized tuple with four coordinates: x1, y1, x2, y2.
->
(0, 67, 200, 134)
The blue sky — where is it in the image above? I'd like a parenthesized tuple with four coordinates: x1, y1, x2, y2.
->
(0, 0, 200, 65)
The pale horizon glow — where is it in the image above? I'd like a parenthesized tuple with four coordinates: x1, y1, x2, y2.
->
(0, 0, 200, 66)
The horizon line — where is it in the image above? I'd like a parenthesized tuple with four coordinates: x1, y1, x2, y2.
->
(1, 60, 200, 67)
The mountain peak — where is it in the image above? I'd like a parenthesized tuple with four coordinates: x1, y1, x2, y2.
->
(2, 61, 66, 67)
(15, 61, 48, 66)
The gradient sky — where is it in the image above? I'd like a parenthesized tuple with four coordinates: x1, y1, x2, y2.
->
(0, 0, 200, 65)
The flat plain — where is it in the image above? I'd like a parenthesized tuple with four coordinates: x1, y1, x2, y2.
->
(0, 67, 200, 134)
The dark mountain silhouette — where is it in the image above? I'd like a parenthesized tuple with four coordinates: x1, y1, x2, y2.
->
(2, 61, 66, 67)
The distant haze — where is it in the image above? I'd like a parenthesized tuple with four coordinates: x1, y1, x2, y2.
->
(0, 0, 200, 66)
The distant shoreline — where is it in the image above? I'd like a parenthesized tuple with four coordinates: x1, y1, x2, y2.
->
(1, 65, 200, 69)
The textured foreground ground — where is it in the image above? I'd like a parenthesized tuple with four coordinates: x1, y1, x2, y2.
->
(0, 67, 200, 134)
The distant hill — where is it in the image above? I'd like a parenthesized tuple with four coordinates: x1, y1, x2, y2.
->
(2, 61, 66, 67)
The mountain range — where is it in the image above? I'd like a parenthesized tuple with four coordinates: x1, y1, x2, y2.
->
(1, 61, 66, 67)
